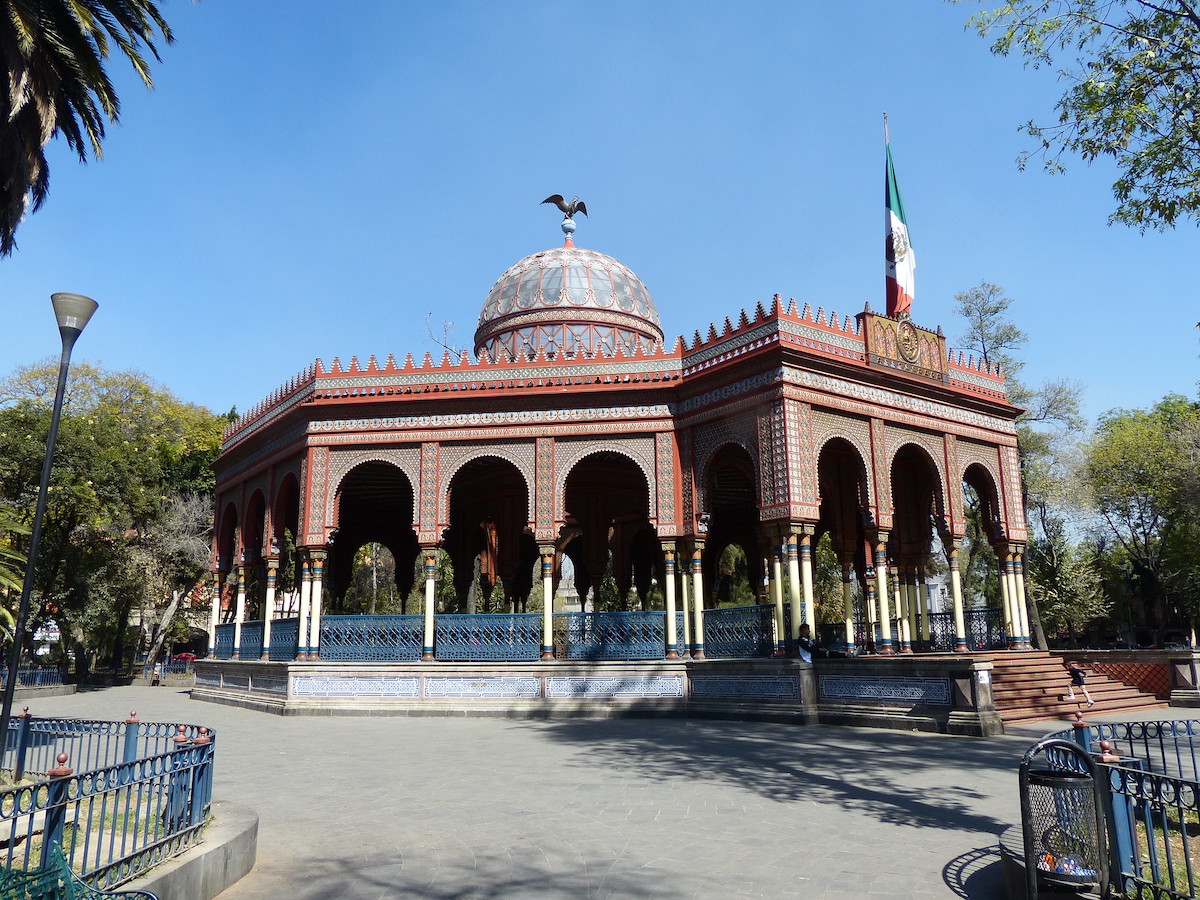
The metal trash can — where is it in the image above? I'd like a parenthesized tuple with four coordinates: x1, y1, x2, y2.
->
(1019, 738, 1109, 898)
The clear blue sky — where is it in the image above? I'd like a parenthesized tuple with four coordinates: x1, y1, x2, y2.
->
(3, 1, 1196, 426)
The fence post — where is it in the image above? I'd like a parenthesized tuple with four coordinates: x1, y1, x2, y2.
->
(1094, 739, 1137, 896)
(40, 752, 73, 868)
(189, 729, 213, 827)
(1072, 712, 1093, 753)
(13, 707, 32, 782)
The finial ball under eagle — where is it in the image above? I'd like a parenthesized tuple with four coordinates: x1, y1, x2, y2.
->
(542, 194, 587, 219)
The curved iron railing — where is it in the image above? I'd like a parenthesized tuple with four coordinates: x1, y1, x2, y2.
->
(213, 623, 235, 659)
(239, 620, 265, 659)
(435, 614, 542, 661)
(1, 715, 215, 890)
(269, 617, 301, 661)
(553, 611, 670, 660)
(320, 615, 423, 661)
(703, 604, 775, 659)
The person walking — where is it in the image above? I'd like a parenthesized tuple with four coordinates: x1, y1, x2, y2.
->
(1063, 660, 1094, 707)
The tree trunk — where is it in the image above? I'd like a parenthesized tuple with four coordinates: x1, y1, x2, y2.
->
(145, 588, 184, 666)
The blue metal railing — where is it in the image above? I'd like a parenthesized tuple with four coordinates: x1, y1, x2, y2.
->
(269, 617, 301, 661)
(0, 668, 64, 688)
(1040, 720, 1200, 898)
(1, 715, 215, 891)
(320, 615, 423, 661)
(435, 614, 541, 661)
(703, 604, 775, 659)
(240, 620, 264, 659)
(214, 623, 235, 659)
(553, 611, 670, 660)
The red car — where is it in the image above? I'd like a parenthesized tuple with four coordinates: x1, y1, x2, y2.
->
(172, 652, 198, 664)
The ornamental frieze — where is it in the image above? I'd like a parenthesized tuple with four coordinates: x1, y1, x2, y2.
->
(307, 404, 673, 433)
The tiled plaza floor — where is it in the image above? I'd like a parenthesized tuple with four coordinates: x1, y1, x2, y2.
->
(23, 686, 1172, 899)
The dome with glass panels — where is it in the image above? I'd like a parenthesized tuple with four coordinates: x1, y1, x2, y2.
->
(474, 237, 664, 361)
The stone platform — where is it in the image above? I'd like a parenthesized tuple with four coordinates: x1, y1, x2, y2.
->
(193, 653, 1002, 735)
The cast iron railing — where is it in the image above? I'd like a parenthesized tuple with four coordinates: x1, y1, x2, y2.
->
(320, 615, 423, 661)
(0, 668, 64, 688)
(552, 611, 670, 660)
(1041, 719, 1200, 898)
(269, 617, 301, 661)
(703, 604, 775, 659)
(239, 620, 264, 659)
(0, 715, 215, 891)
(434, 614, 542, 661)
(213, 623, 234, 659)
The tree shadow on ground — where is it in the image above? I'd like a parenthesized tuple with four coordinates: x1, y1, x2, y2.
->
(240, 852, 689, 900)
(943, 845, 1006, 898)
(529, 717, 1031, 834)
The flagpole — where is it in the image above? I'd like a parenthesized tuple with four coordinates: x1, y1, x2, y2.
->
(884, 111, 889, 145)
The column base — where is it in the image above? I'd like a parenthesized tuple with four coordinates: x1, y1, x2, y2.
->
(421, 650, 434, 661)
(231, 651, 240, 660)
(666, 649, 680, 660)
(260, 651, 270, 661)
(954, 642, 970, 654)
(540, 649, 555, 661)
(692, 648, 706, 661)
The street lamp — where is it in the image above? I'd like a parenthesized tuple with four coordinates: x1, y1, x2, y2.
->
(0, 293, 98, 757)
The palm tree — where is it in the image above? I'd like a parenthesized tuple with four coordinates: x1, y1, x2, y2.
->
(1, 0, 173, 255)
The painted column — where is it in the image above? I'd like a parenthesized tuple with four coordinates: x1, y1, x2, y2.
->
(894, 565, 911, 653)
(770, 541, 785, 655)
(296, 553, 311, 660)
(690, 543, 706, 660)
(948, 541, 968, 652)
(541, 546, 555, 660)
(232, 562, 247, 659)
(874, 538, 894, 655)
(207, 570, 222, 659)
(917, 564, 931, 648)
(421, 549, 437, 660)
(841, 554, 855, 652)
(997, 546, 1016, 649)
(799, 532, 816, 636)
(308, 550, 326, 660)
(679, 555, 692, 657)
(664, 545, 679, 660)
(864, 565, 878, 651)
(261, 558, 278, 660)
(786, 533, 802, 644)
(1013, 545, 1031, 648)
(907, 566, 922, 648)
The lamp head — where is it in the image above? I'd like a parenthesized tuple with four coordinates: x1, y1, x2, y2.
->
(50, 293, 98, 339)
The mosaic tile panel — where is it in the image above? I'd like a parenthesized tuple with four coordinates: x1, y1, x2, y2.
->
(545, 675, 685, 699)
(292, 675, 420, 698)
(690, 675, 800, 701)
(305, 447, 328, 543)
(1000, 444, 1028, 540)
(680, 429, 694, 530)
(424, 676, 541, 699)
(944, 434, 964, 536)
(536, 438, 554, 538)
(248, 675, 288, 696)
(655, 432, 677, 528)
(870, 419, 891, 527)
(420, 443, 438, 536)
(195, 670, 220, 688)
(818, 674, 951, 705)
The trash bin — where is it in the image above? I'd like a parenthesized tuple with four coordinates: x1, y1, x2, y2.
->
(1019, 738, 1109, 898)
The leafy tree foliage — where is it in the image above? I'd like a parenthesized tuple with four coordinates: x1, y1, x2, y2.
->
(954, 281, 1087, 645)
(0, 0, 173, 254)
(1083, 394, 1200, 629)
(965, 0, 1200, 230)
(0, 362, 224, 674)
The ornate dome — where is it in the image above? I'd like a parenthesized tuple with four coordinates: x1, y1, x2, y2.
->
(474, 238, 664, 361)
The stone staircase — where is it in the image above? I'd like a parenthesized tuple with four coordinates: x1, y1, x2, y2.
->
(988, 650, 1168, 725)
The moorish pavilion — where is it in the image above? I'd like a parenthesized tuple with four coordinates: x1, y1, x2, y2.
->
(197, 207, 1030, 735)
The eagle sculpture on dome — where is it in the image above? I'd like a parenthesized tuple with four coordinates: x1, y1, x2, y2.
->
(542, 194, 588, 219)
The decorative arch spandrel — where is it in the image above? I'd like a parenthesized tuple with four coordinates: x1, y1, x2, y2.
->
(695, 415, 759, 514)
(325, 447, 422, 533)
(810, 410, 875, 512)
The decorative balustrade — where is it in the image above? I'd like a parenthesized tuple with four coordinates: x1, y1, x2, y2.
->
(703, 604, 776, 659)
(0, 668, 63, 688)
(239, 620, 264, 659)
(553, 611, 671, 660)
(435, 614, 542, 661)
(320, 615, 423, 661)
(214, 623, 235, 659)
(269, 617, 301, 660)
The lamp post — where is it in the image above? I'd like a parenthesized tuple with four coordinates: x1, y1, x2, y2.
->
(0, 293, 98, 757)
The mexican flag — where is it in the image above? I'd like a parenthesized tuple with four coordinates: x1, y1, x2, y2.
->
(885, 143, 915, 318)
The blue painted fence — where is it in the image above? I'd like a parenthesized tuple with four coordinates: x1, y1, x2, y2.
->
(269, 617, 301, 660)
(0, 668, 63, 688)
(1, 715, 215, 891)
(321, 614, 422, 661)
(214, 623, 235, 659)
(703, 604, 776, 659)
(240, 620, 264, 659)
(435, 613, 542, 661)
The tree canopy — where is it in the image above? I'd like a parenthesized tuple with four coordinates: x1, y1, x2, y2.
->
(965, 1, 1200, 230)
(0, 0, 173, 254)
